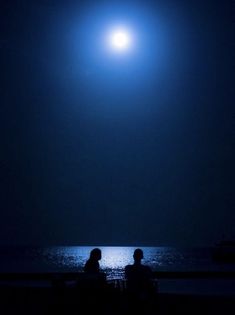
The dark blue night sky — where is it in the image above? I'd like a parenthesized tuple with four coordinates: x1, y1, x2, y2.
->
(0, 0, 234, 246)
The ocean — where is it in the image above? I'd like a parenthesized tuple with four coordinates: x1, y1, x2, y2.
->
(1, 246, 235, 296)
(1, 246, 234, 280)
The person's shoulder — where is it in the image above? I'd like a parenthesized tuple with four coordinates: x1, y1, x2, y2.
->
(125, 264, 134, 276)
(142, 265, 153, 276)
(143, 264, 152, 271)
(125, 264, 132, 272)
(84, 258, 91, 266)
(143, 264, 152, 270)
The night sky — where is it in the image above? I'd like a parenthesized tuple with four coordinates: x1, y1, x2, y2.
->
(1, 0, 234, 246)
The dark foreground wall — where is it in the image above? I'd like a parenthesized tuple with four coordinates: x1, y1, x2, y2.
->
(0, 286, 234, 315)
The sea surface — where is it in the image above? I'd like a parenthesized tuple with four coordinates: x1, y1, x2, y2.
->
(0, 246, 235, 280)
(1, 246, 235, 295)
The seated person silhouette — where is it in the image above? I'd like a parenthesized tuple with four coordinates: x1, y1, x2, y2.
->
(81, 248, 107, 313)
(82, 248, 106, 290)
(124, 248, 156, 312)
(84, 248, 102, 274)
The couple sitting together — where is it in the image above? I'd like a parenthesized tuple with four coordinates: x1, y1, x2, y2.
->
(84, 247, 157, 301)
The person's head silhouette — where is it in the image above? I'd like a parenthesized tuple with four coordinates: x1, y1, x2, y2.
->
(90, 248, 102, 261)
(133, 248, 144, 264)
(84, 248, 102, 273)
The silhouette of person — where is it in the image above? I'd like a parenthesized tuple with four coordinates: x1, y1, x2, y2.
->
(124, 248, 157, 313)
(84, 248, 102, 274)
(81, 248, 107, 314)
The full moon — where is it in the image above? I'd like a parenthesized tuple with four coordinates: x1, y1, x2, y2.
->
(108, 28, 132, 52)
(111, 31, 129, 49)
